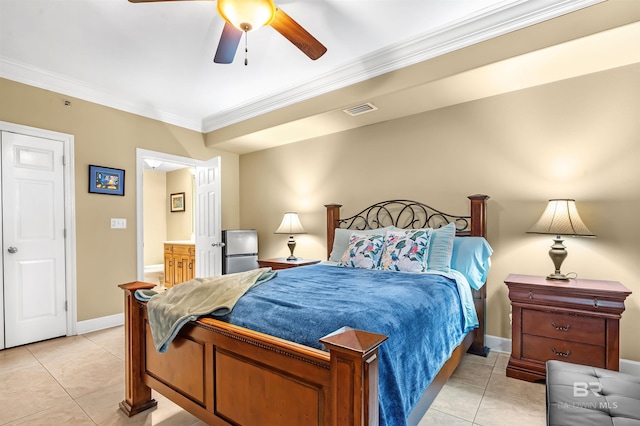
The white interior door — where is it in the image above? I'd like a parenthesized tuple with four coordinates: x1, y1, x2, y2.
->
(194, 157, 221, 278)
(1, 131, 67, 348)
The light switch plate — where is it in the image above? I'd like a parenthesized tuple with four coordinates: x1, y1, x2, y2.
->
(111, 218, 126, 229)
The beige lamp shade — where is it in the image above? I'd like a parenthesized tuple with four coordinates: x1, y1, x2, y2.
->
(275, 212, 306, 235)
(528, 199, 595, 281)
(527, 199, 595, 237)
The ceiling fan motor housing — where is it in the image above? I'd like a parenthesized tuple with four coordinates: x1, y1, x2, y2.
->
(217, 0, 276, 32)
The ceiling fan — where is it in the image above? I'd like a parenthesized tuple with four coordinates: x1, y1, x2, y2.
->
(128, 0, 327, 64)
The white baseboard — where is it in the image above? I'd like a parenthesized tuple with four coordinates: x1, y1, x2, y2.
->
(486, 334, 639, 376)
(486, 334, 512, 353)
(76, 313, 124, 334)
(620, 358, 640, 376)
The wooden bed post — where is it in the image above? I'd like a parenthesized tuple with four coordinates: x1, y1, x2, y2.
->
(325, 204, 342, 260)
(467, 194, 490, 357)
(320, 327, 388, 426)
(118, 281, 158, 416)
(468, 194, 489, 238)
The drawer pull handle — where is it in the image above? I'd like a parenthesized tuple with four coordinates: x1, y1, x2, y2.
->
(528, 291, 534, 300)
(552, 348, 571, 358)
(593, 299, 599, 308)
(551, 322, 571, 332)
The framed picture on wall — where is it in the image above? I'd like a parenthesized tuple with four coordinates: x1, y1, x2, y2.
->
(88, 165, 125, 196)
(170, 192, 185, 212)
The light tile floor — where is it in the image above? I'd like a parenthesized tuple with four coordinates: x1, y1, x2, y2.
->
(0, 327, 546, 425)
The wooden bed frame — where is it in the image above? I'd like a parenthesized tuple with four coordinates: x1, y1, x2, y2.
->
(119, 194, 489, 425)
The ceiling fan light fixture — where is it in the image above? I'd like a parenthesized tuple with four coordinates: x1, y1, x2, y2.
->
(217, 0, 276, 32)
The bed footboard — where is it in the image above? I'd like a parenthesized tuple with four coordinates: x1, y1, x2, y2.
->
(119, 282, 387, 426)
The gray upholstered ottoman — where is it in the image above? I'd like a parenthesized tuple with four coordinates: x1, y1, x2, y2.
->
(546, 360, 640, 426)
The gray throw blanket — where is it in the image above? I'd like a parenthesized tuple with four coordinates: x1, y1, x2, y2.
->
(135, 268, 277, 353)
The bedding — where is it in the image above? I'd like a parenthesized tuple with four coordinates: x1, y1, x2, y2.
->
(380, 228, 432, 272)
(329, 222, 459, 273)
(338, 232, 385, 269)
(137, 268, 277, 352)
(329, 226, 395, 262)
(451, 236, 493, 290)
(218, 263, 475, 426)
(425, 222, 456, 272)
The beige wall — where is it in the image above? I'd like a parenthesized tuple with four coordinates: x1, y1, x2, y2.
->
(143, 169, 167, 266)
(166, 168, 194, 241)
(239, 64, 640, 361)
(0, 78, 240, 321)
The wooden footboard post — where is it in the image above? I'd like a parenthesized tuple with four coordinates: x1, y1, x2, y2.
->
(118, 281, 158, 416)
(320, 327, 388, 426)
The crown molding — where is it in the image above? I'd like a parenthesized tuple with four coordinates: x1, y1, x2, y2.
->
(1, 0, 602, 134)
(202, 0, 603, 133)
(0, 57, 202, 132)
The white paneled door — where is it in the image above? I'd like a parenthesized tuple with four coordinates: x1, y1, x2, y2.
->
(1, 131, 67, 348)
(194, 156, 222, 278)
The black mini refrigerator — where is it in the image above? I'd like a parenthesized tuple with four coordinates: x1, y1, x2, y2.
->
(221, 230, 259, 274)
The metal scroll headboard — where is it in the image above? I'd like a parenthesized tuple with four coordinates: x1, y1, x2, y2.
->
(336, 200, 472, 235)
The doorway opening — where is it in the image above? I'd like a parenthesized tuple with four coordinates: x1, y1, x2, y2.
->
(135, 149, 222, 284)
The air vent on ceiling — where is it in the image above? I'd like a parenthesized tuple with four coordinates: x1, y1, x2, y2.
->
(343, 102, 378, 116)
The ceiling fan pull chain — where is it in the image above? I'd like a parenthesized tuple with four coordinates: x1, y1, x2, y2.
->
(244, 31, 248, 66)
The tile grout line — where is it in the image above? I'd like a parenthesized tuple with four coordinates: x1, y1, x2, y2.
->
(25, 335, 100, 425)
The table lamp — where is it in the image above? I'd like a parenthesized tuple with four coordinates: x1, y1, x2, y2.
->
(527, 199, 596, 281)
(275, 212, 306, 260)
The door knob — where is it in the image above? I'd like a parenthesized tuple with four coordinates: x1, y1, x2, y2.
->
(211, 242, 226, 248)
(7, 246, 18, 254)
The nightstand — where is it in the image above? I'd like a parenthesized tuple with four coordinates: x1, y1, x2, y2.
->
(257, 258, 321, 271)
(505, 274, 631, 382)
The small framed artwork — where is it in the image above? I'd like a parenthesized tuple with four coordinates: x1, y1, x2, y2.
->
(88, 165, 125, 196)
(170, 192, 185, 212)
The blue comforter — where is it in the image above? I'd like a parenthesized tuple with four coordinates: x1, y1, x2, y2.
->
(218, 264, 473, 426)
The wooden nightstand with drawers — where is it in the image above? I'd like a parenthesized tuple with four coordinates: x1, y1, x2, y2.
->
(505, 274, 631, 382)
(257, 258, 320, 271)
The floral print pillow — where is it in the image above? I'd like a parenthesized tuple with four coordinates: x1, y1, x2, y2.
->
(338, 233, 385, 269)
(380, 229, 432, 273)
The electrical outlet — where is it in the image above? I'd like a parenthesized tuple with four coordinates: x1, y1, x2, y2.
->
(111, 218, 126, 229)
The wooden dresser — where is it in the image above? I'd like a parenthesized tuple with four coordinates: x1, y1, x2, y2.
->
(505, 274, 631, 382)
(164, 242, 195, 288)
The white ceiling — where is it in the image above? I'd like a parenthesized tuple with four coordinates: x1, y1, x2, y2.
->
(0, 0, 610, 140)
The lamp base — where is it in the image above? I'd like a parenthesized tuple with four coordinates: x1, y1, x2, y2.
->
(546, 235, 570, 282)
(546, 272, 570, 281)
(286, 237, 297, 261)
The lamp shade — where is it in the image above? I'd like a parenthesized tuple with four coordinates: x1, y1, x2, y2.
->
(527, 199, 595, 237)
(275, 212, 306, 235)
(217, 0, 276, 32)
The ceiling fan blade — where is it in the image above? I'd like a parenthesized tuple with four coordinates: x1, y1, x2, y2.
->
(269, 8, 327, 60)
(214, 22, 243, 64)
